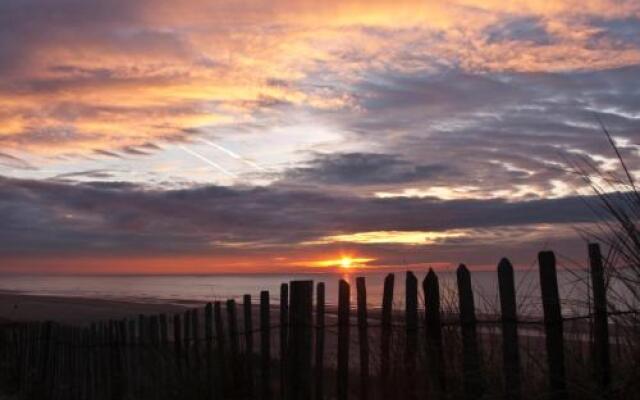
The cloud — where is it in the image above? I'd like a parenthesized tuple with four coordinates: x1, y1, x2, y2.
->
(0, 175, 605, 260)
(1, 0, 639, 160)
(283, 153, 452, 186)
(0, 1, 639, 272)
(52, 169, 115, 180)
(321, 65, 640, 198)
(0, 152, 35, 170)
(486, 16, 551, 45)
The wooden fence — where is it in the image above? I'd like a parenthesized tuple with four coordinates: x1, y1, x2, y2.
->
(0, 244, 636, 400)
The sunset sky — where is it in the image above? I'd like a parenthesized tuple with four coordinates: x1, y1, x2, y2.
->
(1, 0, 640, 273)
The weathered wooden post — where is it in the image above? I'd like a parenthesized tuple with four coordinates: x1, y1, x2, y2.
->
(356, 277, 370, 400)
(260, 291, 272, 400)
(117, 320, 128, 398)
(159, 314, 168, 347)
(457, 264, 484, 400)
(205, 303, 215, 400)
(315, 282, 325, 400)
(81, 327, 91, 400)
(424, 268, 445, 398)
(405, 271, 418, 400)
(35, 321, 53, 400)
(192, 308, 201, 391)
(227, 299, 240, 391)
(110, 319, 124, 400)
(337, 279, 350, 400)
(588, 243, 611, 397)
(244, 294, 255, 397)
(214, 301, 227, 396)
(183, 310, 191, 369)
(497, 258, 521, 400)
(149, 315, 159, 348)
(289, 281, 313, 400)
(280, 283, 289, 400)
(173, 314, 182, 374)
(127, 318, 136, 381)
(137, 316, 146, 397)
(538, 251, 567, 400)
(380, 273, 394, 399)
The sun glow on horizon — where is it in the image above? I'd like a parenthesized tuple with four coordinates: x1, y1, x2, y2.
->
(340, 256, 353, 269)
(305, 256, 375, 269)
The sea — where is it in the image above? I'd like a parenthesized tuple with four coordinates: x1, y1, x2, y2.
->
(0, 268, 635, 317)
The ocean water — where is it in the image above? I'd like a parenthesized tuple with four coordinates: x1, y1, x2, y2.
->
(1, 268, 632, 317)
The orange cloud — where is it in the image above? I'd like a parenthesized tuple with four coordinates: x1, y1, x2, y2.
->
(1, 0, 639, 158)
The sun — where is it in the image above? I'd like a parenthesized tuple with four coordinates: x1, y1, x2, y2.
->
(306, 255, 375, 269)
(340, 256, 353, 269)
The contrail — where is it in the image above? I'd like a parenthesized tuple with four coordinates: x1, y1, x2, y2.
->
(179, 145, 236, 178)
(199, 138, 266, 171)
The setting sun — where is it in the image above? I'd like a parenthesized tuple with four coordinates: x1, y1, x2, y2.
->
(340, 257, 353, 269)
(305, 256, 375, 269)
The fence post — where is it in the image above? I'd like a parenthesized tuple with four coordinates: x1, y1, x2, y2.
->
(538, 251, 567, 400)
(127, 318, 137, 397)
(380, 273, 394, 399)
(588, 243, 611, 397)
(118, 320, 129, 400)
(192, 308, 201, 392)
(110, 319, 123, 400)
(244, 294, 255, 397)
(81, 327, 91, 400)
(457, 264, 484, 400)
(149, 315, 159, 349)
(497, 258, 521, 400)
(280, 283, 289, 400)
(183, 310, 191, 370)
(260, 291, 272, 400)
(36, 321, 53, 400)
(159, 314, 168, 348)
(424, 268, 445, 398)
(214, 301, 227, 396)
(289, 281, 313, 400)
(227, 299, 240, 391)
(356, 277, 369, 400)
(173, 314, 182, 374)
(205, 303, 215, 400)
(337, 279, 350, 400)
(149, 314, 161, 398)
(405, 271, 418, 400)
(315, 282, 325, 400)
(137, 316, 146, 398)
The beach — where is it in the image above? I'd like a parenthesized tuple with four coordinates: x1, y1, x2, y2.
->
(0, 293, 189, 326)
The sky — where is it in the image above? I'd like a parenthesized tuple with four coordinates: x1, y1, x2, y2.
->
(1, 0, 640, 273)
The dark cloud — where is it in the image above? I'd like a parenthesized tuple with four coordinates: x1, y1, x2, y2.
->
(0, 175, 605, 258)
(485, 16, 551, 45)
(121, 146, 152, 156)
(93, 149, 123, 159)
(52, 169, 115, 180)
(589, 17, 640, 46)
(356, 71, 521, 116)
(0, 126, 96, 146)
(283, 153, 452, 186)
(324, 65, 640, 196)
(0, 152, 35, 170)
(0, 0, 143, 75)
